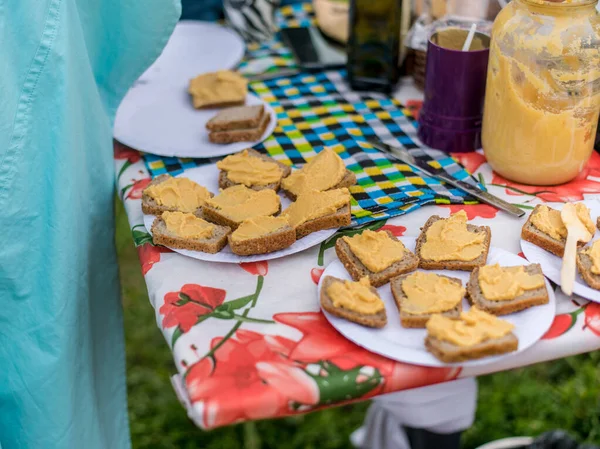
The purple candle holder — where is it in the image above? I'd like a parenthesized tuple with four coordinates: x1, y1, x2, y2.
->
(417, 28, 490, 153)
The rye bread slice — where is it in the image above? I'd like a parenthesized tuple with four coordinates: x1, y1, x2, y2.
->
(208, 112, 271, 144)
(415, 215, 491, 271)
(335, 230, 418, 287)
(194, 99, 246, 110)
(150, 216, 230, 254)
(521, 205, 568, 257)
(391, 273, 463, 328)
(425, 332, 518, 363)
(202, 203, 282, 231)
(576, 246, 600, 290)
(228, 225, 296, 256)
(282, 169, 357, 201)
(218, 149, 292, 192)
(466, 264, 549, 315)
(294, 204, 352, 239)
(141, 174, 212, 216)
(206, 105, 264, 132)
(320, 276, 387, 328)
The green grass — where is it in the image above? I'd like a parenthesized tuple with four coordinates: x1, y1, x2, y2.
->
(116, 200, 600, 449)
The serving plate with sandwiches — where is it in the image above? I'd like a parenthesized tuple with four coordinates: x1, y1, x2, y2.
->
(521, 200, 600, 303)
(318, 211, 557, 367)
(141, 147, 357, 263)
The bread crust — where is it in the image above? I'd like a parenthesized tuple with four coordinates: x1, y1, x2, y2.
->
(521, 205, 566, 257)
(295, 204, 351, 239)
(425, 333, 518, 363)
(576, 248, 600, 290)
(142, 174, 213, 216)
(150, 216, 230, 254)
(206, 105, 264, 131)
(228, 226, 296, 256)
(208, 113, 270, 144)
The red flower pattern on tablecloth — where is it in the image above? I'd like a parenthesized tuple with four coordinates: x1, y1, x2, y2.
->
(492, 152, 600, 202)
(584, 303, 600, 336)
(405, 100, 423, 121)
(160, 284, 226, 332)
(440, 204, 499, 220)
(274, 312, 460, 394)
(186, 330, 319, 428)
(311, 268, 324, 285)
(126, 178, 152, 200)
(240, 261, 269, 276)
(379, 224, 407, 237)
(137, 243, 172, 275)
(542, 314, 575, 340)
(451, 151, 487, 175)
(114, 141, 141, 163)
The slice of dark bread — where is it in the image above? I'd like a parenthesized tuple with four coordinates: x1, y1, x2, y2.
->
(467, 264, 549, 315)
(320, 276, 387, 328)
(282, 169, 357, 201)
(425, 333, 518, 363)
(202, 202, 282, 231)
(228, 225, 296, 256)
(576, 246, 600, 290)
(521, 205, 567, 257)
(206, 105, 264, 132)
(295, 204, 351, 239)
(142, 174, 212, 216)
(150, 216, 230, 254)
(391, 273, 463, 328)
(218, 149, 292, 192)
(208, 112, 270, 144)
(335, 230, 418, 287)
(415, 215, 491, 271)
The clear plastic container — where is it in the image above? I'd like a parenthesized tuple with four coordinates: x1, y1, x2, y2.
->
(481, 0, 600, 185)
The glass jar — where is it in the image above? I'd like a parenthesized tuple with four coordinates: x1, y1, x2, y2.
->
(481, 0, 600, 186)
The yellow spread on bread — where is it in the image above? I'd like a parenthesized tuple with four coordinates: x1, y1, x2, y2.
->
(401, 272, 464, 315)
(583, 240, 600, 275)
(188, 70, 247, 108)
(205, 185, 280, 222)
(281, 148, 346, 197)
(282, 188, 351, 228)
(531, 204, 594, 241)
(326, 277, 384, 315)
(230, 216, 289, 242)
(144, 177, 211, 213)
(420, 211, 486, 262)
(478, 264, 545, 301)
(162, 211, 214, 239)
(343, 230, 405, 273)
(426, 307, 515, 347)
(217, 150, 283, 187)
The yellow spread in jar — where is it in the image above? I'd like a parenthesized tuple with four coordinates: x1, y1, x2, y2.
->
(281, 148, 346, 197)
(326, 277, 384, 315)
(144, 177, 211, 213)
(282, 188, 351, 228)
(162, 211, 214, 239)
(531, 203, 594, 240)
(188, 70, 247, 108)
(342, 230, 406, 273)
(420, 211, 486, 262)
(401, 272, 465, 315)
(230, 216, 289, 242)
(582, 240, 600, 275)
(205, 185, 280, 222)
(426, 307, 515, 347)
(478, 264, 545, 301)
(217, 150, 284, 187)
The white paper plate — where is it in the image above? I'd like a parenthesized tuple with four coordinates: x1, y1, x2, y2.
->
(520, 200, 600, 302)
(319, 237, 557, 367)
(115, 87, 276, 158)
(142, 164, 336, 263)
(137, 21, 245, 86)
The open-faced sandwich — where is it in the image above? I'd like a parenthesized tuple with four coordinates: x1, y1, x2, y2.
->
(207, 105, 271, 144)
(151, 211, 230, 254)
(228, 216, 296, 256)
(467, 263, 548, 315)
(336, 229, 418, 287)
(425, 307, 518, 363)
(320, 276, 387, 328)
(577, 239, 600, 290)
(281, 147, 357, 201)
(391, 272, 464, 328)
(142, 174, 212, 216)
(521, 203, 595, 257)
(416, 210, 491, 271)
(216, 148, 291, 191)
(188, 70, 247, 109)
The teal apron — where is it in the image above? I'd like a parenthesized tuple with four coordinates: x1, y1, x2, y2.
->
(0, 1, 180, 448)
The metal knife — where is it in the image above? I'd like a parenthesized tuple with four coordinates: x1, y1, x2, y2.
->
(366, 137, 525, 218)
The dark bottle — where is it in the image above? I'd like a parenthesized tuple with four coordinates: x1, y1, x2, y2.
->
(347, 0, 404, 93)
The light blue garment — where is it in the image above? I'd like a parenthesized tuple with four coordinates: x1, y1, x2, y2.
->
(0, 1, 180, 448)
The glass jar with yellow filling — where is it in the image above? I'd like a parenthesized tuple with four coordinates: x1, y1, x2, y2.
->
(482, 0, 600, 186)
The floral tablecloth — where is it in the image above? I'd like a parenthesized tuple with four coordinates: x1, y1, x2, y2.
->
(115, 95, 600, 430)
